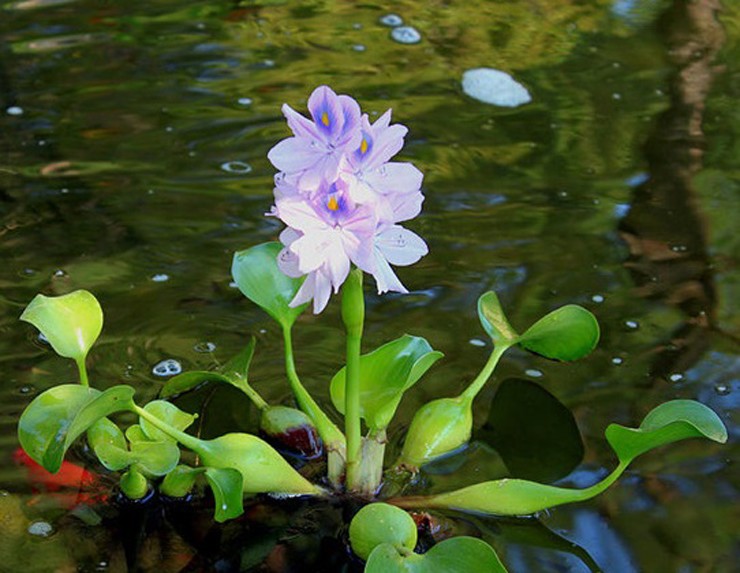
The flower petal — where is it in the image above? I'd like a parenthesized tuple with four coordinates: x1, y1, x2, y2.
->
(376, 225, 428, 266)
(371, 249, 408, 294)
(268, 137, 325, 174)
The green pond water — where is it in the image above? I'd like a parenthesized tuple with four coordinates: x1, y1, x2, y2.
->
(0, 0, 738, 571)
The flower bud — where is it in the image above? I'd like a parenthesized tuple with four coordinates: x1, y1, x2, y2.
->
(260, 405, 323, 459)
(397, 397, 473, 470)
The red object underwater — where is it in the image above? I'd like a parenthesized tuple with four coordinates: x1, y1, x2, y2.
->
(13, 447, 108, 508)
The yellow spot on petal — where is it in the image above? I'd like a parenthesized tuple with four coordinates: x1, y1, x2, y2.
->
(321, 112, 330, 126)
(327, 196, 339, 211)
(360, 138, 368, 154)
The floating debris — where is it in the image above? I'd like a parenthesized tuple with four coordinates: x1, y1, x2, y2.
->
(391, 26, 421, 44)
(28, 520, 53, 537)
(461, 68, 531, 107)
(379, 14, 403, 27)
(152, 359, 182, 377)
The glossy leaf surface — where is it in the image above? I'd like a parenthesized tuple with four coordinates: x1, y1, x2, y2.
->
(205, 467, 245, 522)
(477, 292, 518, 345)
(330, 335, 443, 431)
(196, 433, 323, 495)
(349, 502, 417, 561)
(394, 399, 727, 516)
(18, 384, 135, 473)
(231, 242, 307, 328)
(88, 417, 131, 471)
(517, 304, 599, 361)
(160, 338, 258, 398)
(20, 290, 104, 362)
(365, 537, 508, 573)
(139, 400, 196, 443)
(396, 397, 472, 469)
(605, 399, 728, 462)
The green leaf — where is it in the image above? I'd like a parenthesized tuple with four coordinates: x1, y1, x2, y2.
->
(365, 537, 508, 573)
(160, 465, 201, 498)
(195, 433, 323, 496)
(204, 467, 244, 522)
(130, 440, 181, 476)
(349, 502, 417, 561)
(18, 384, 135, 473)
(606, 399, 728, 462)
(20, 290, 103, 362)
(517, 305, 599, 361)
(139, 400, 196, 443)
(393, 399, 727, 517)
(477, 292, 518, 344)
(160, 339, 268, 410)
(88, 417, 132, 471)
(330, 335, 443, 431)
(125, 424, 149, 443)
(231, 242, 307, 328)
(478, 378, 583, 482)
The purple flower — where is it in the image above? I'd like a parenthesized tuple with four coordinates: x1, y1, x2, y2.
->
(269, 86, 428, 313)
(268, 86, 361, 192)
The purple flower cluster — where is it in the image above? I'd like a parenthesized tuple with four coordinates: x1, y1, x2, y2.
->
(268, 86, 428, 313)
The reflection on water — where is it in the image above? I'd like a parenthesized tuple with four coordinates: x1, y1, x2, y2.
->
(0, 0, 737, 571)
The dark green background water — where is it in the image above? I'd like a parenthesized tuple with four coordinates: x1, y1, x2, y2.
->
(0, 1, 737, 571)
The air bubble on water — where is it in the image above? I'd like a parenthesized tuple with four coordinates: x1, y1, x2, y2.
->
(669, 373, 684, 382)
(612, 93, 622, 100)
(19, 385, 33, 395)
(221, 161, 253, 174)
(165, 126, 174, 132)
(352, 23, 362, 30)
(379, 14, 403, 27)
(611, 357, 624, 365)
(525, 369, 543, 378)
(469, 338, 486, 347)
(53, 269, 67, 278)
(714, 383, 730, 396)
(237, 97, 253, 106)
(624, 320, 639, 330)
(152, 359, 182, 377)
(390, 26, 421, 44)
(591, 294, 605, 303)
(28, 520, 54, 537)
(229, 280, 238, 288)
(151, 273, 169, 282)
(259, 328, 267, 334)
(6, 106, 23, 116)
(352, 44, 366, 52)
(670, 244, 688, 253)
(194, 341, 216, 353)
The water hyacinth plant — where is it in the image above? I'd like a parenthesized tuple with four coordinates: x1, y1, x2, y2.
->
(16, 86, 728, 573)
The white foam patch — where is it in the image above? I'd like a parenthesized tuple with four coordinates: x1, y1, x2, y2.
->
(462, 68, 531, 107)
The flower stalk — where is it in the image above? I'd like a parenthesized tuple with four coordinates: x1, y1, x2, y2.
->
(342, 268, 365, 491)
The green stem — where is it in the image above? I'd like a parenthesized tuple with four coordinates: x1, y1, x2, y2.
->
(342, 269, 365, 491)
(357, 428, 387, 496)
(132, 403, 204, 454)
(460, 342, 511, 402)
(76, 357, 89, 387)
(283, 326, 345, 452)
(237, 380, 269, 411)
